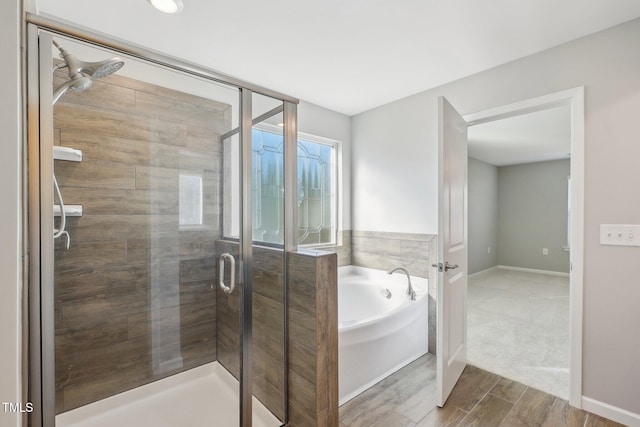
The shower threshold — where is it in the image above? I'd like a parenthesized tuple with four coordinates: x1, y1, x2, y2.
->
(55, 362, 280, 427)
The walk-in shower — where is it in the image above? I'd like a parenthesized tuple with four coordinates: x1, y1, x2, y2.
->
(28, 21, 299, 427)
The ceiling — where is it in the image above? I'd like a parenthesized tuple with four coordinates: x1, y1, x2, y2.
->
(35, 0, 640, 116)
(468, 104, 571, 166)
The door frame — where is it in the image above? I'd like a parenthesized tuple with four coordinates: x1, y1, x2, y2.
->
(462, 86, 584, 408)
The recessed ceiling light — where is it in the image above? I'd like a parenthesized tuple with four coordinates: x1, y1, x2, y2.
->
(148, 0, 184, 14)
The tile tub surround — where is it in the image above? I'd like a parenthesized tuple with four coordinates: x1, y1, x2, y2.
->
(53, 70, 231, 412)
(320, 230, 435, 274)
(351, 231, 436, 279)
(467, 268, 570, 399)
(347, 230, 438, 353)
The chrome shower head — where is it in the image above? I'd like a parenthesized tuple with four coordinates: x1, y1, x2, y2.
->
(89, 58, 125, 79)
(68, 74, 93, 92)
(52, 74, 93, 105)
(54, 40, 124, 80)
(52, 40, 124, 105)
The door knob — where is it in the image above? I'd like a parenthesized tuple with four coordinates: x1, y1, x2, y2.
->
(432, 262, 460, 272)
(444, 262, 459, 271)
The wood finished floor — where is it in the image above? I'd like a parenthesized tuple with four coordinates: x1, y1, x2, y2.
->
(339, 354, 626, 427)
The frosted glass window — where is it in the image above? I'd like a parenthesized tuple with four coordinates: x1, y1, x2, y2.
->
(297, 137, 338, 246)
(179, 174, 203, 226)
(250, 126, 339, 247)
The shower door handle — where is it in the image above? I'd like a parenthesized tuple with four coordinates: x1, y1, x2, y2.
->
(219, 253, 236, 294)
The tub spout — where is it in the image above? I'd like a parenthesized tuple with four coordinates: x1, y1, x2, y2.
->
(388, 267, 416, 300)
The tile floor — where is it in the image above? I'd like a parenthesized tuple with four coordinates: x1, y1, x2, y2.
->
(339, 354, 625, 427)
(467, 268, 570, 399)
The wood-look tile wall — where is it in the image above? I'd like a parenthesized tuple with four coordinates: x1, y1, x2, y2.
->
(288, 250, 338, 427)
(351, 230, 436, 279)
(53, 70, 231, 413)
(215, 240, 287, 421)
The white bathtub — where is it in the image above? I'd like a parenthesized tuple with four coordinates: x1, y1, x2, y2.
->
(338, 266, 429, 404)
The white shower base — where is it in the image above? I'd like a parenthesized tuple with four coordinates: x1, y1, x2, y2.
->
(56, 362, 281, 427)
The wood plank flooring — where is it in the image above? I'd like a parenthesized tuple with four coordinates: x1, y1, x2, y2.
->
(339, 354, 626, 427)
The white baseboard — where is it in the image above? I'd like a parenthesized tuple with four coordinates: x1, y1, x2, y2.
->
(468, 266, 499, 279)
(498, 265, 570, 278)
(582, 396, 640, 427)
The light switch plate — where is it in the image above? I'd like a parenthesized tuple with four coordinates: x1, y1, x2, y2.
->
(600, 224, 640, 246)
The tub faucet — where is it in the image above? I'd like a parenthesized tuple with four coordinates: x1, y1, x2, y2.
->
(388, 267, 416, 300)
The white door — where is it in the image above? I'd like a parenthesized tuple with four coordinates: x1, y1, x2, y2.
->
(436, 96, 468, 407)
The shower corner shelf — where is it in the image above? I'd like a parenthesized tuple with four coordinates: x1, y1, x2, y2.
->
(53, 146, 83, 162)
(54, 204, 83, 217)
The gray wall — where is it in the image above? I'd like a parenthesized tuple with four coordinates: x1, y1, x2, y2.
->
(0, 1, 22, 426)
(498, 160, 570, 273)
(468, 158, 499, 275)
(468, 158, 570, 275)
(353, 19, 640, 415)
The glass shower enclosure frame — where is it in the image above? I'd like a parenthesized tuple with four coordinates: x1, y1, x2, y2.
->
(26, 14, 299, 427)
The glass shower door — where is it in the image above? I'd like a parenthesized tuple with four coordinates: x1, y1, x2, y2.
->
(31, 21, 298, 425)
(250, 93, 287, 426)
(219, 92, 287, 427)
(38, 30, 250, 427)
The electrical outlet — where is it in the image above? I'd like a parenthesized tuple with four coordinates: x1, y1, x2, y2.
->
(487, 247, 491, 254)
(542, 248, 549, 255)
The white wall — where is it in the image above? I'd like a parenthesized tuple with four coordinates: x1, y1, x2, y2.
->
(468, 157, 498, 275)
(353, 18, 640, 416)
(352, 94, 439, 233)
(0, 0, 23, 426)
